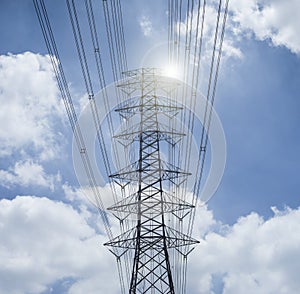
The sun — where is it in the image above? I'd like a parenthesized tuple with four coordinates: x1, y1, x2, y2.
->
(162, 64, 180, 79)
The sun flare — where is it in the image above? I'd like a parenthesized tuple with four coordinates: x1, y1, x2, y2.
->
(162, 64, 180, 79)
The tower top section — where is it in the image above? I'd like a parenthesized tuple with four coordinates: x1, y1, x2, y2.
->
(117, 67, 181, 96)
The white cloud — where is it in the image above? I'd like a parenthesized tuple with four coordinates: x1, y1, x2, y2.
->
(177, 0, 300, 64)
(188, 206, 300, 294)
(1, 194, 299, 293)
(62, 183, 126, 237)
(177, 4, 243, 62)
(0, 160, 60, 191)
(139, 16, 153, 37)
(63, 183, 116, 211)
(229, 0, 300, 54)
(0, 196, 119, 294)
(0, 52, 64, 161)
(63, 183, 87, 203)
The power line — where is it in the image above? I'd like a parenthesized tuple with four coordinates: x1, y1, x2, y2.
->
(34, 1, 230, 293)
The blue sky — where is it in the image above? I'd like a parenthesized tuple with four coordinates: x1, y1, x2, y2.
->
(0, 0, 300, 293)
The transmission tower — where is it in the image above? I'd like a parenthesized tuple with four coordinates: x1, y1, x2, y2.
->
(104, 68, 199, 293)
(33, 0, 229, 292)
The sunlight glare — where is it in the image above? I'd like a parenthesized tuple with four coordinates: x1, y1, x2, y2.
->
(162, 64, 180, 79)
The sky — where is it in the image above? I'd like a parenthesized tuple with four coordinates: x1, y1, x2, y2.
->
(0, 0, 300, 293)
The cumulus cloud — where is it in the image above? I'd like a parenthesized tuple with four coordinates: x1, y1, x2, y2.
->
(63, 183, 116, 211)
(62, 183, 126, 236)
(0, 196, 119, 294)
(1, 195, 299, 294)
(188, 206, 300, 294)
(177, 4, 243, 62)
(229, 0, 300, 54)
(0, 52, 64, 161)
(177, 0, 300, 64)
(0, 160, 60, 191)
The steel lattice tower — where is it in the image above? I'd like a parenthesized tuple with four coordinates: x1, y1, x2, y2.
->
(105, 68, 199, 293)
(33, 0, 229, 292)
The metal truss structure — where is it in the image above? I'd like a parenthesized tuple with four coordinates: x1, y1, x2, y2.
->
(34, 0, 230, 291)
(105, 68, 199, 293)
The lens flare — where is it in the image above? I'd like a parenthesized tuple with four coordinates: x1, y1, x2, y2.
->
(162, 64, 180, 79)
